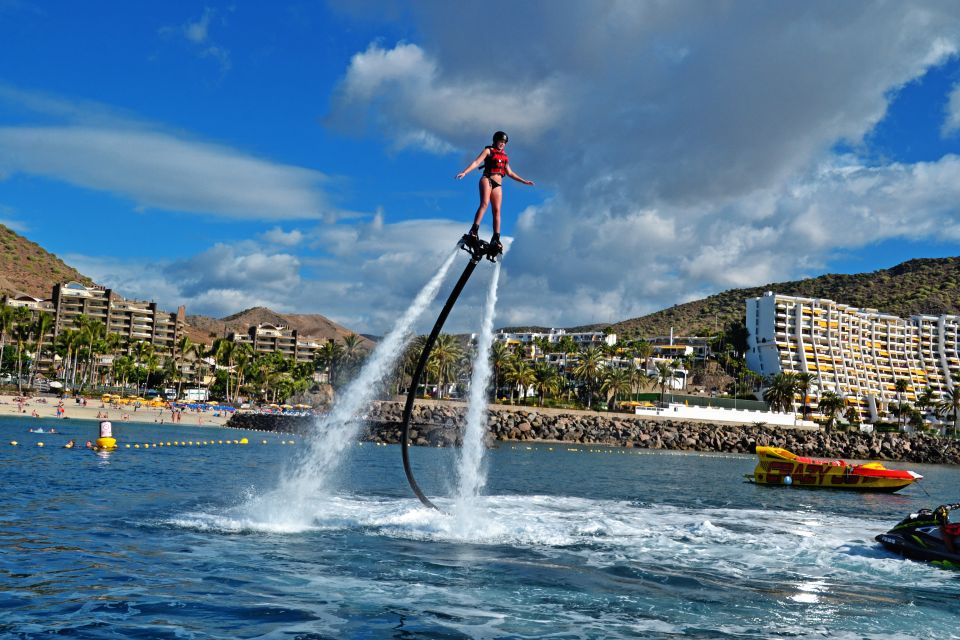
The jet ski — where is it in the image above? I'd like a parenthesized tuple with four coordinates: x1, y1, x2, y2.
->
(876, 503, 960, 567)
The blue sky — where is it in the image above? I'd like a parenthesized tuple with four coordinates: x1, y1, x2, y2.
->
(3, 2, 960, 335)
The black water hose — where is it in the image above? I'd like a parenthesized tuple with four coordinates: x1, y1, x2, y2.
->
(400, 250, 482, 510)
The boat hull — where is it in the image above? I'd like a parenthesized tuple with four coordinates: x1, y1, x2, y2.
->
(876, 528, 960, 567)
(750, 446, 921, 492)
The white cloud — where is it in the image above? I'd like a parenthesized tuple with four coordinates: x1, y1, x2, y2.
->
(184, 8, 214, 43)
(260, 227, 304, 247)
(944, 82, 960, 136)
(0, 126, 338, 220)
(322, 2, 960, 330)
(159, 7, 231, 73)
(328, 42, 564, 151)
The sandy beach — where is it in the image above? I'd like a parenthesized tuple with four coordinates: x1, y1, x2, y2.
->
(0, 394, 233, 427)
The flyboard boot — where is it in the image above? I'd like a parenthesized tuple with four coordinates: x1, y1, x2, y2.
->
(487, 233, 503, 262)
(458, 224, 490, 262)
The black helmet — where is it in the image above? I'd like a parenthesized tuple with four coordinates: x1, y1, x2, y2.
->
(492, 131, 508, 144)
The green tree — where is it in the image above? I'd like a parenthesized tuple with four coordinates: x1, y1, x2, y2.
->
(894, 378, 910, 429)
(532, 362, 561, 407)
(428, 334, 463, 399)
(0, 304, 14, 376)
(600, 367, 632, 409)
(12, 321, 31, 394)
(818, 391, 845, 432)
(937, 386, 960, 437)
(654, 361, 675, 406)
(763, 372, 797, 413)
(793, 372, 814, 421)
(506, 356, 535, 404)
(573, 346, 603, 409)
(489, 341, 512, 401)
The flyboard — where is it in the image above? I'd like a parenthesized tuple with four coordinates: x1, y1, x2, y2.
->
(400, 234, 501, 510)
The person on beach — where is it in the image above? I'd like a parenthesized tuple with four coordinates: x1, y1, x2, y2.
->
(455, 131, 534, 255)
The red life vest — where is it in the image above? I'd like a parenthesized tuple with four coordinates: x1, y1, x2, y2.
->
(482, 146, 509, 176)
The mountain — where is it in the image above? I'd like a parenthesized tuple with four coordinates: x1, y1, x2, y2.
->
(0, 224, 369, 347)
(186, 306, 374, 347)
(606, 257, 960, 338)
(0, 224, 95, 298)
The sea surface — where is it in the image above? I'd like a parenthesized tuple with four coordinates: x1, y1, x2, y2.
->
(3, 415, 960, 639)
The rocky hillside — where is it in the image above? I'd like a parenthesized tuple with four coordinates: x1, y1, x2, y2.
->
(601, 257, 960, 338)
(0, 224, 368, 347)
(186, 306, 374, 347)
(0, 224, 95, 298)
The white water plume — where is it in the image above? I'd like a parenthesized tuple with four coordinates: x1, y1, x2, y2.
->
(260, 248, 460, 520)
(454, 261, 501, 517)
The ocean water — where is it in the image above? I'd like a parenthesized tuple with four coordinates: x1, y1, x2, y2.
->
(3, 415, 960, 639)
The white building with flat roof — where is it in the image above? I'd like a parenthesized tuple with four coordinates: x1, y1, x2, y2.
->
(746, 292, 960, 422)
(495, 328, 616, 357)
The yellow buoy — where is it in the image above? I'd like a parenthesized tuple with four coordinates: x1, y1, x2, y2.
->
(37, 442, 44, 447)
(96, 437, 118, 451)
(9, 441, 17, 446)
(239, 438, 248, 445)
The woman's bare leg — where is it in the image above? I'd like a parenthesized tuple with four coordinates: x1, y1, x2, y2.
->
(490, 186, 503, 235)
(472, 179, 492, 227)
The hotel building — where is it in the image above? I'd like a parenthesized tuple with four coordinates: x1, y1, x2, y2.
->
(51, 282, 186, 351)
(227, 323, 323, 363)
(746, 292, 960, 422)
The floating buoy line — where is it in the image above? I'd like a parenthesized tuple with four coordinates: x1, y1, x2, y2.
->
(8, 437, 299, 448)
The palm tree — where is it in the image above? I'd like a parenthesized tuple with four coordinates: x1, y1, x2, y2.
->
(489, 341, 512, 402)
(633, 340, 653, 372)
(27, 311, 54, 387)
(818, 392, 845, 432)
(532, 362, 561, 407)
(130, 340, 153, 396)
(231, 343, 254, 402)
(630, 367, 653, 402)
(13, 322, 31, 394)
(937, 386, 960, 437)
(174, 335, 193, 400)
(763, 372, 797, 413)
(0, 304, 14, 376)
(143, 353, 161, 391)
(507, 358, 536, 405)
(573, 346, 603, 409)
(213, 338, 237, 402)
(793, 372, 814, 421)
(600, 367, 632, 409)
(894, 378, 910, 428)
(428, 334, 463, 399)
(915, 386, 937, 418)
(655, 361, 675, 406)
(53, 328, 80, 384)
(339, 333, 367, 384)
(315, 340, 345, 388)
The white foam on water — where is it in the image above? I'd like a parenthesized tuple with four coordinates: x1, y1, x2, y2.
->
(236, 249, 459, 528)
(452, 261, 501, 531)
(183, 490, 935, 581)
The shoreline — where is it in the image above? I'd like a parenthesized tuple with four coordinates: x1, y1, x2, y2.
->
(0, 395, 232, 428)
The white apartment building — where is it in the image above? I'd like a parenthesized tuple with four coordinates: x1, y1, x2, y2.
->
(494, 328, 617, 358)
(746, 292, 960, 422)
(228, 323, 324, 363)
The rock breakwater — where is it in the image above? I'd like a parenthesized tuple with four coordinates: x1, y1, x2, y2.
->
(226, 401, 960, 465)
